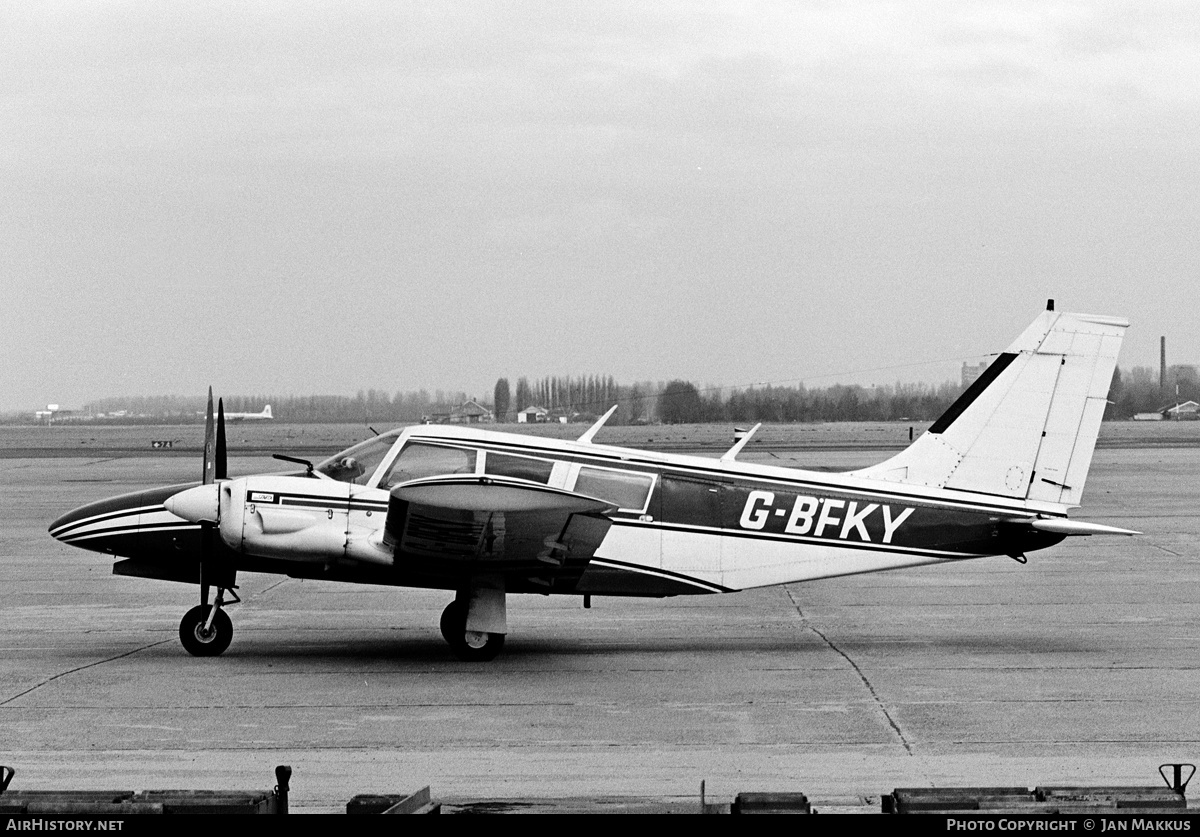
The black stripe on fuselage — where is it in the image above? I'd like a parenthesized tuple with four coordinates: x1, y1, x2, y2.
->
(611, 518, 981, 560)
(651, 522, 976, 558)
(586, 557, 732, 593)
(268, 491, 388, 513)
(49, 483, 197, 541)
(49, 504, 160, 539)
(58, 519, 200, 543)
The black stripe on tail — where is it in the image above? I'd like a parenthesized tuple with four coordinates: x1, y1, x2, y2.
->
(928, 352, 1017, 434)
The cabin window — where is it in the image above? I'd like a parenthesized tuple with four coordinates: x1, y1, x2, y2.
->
(574, 466, 655, 512)
(484, 452, 555, 484)
(380, 443, 477, 489)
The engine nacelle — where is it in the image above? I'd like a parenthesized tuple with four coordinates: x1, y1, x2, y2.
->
(220, 475, 351, 562)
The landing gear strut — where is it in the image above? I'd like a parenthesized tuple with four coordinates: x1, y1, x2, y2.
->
(440, 600, 505, 662)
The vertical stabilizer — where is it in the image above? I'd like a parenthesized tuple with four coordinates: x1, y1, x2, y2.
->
(851, 308, 1128, 507)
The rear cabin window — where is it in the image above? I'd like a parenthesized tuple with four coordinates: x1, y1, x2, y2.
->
(380, 443, 477, 489)
(574, 466, 654, 512)
(484, 453, 554, 484)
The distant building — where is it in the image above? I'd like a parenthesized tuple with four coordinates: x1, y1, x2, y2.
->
(448, 400, 493, 424)
(1134, 400, 1200, 421)
(1164, 400, 1200, 420)
(34, 404, 72, 423)
(516, 406, 549, 424)
(962, 361, 990, 389)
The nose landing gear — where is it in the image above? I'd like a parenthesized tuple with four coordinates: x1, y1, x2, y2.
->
(180, 603, 233, 656)
(180, 586, 239, 657)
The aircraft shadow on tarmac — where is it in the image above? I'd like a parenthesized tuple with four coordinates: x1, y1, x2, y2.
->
(114, 630, 1102, 663)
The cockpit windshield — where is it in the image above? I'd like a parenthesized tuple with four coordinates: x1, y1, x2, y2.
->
(315, 431, 400, 485)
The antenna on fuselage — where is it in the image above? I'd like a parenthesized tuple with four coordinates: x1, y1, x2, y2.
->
(577, 405, 618, 444)
(721, 423, 762, 462)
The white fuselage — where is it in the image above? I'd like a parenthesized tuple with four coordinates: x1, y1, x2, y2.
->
(209, 424, 1051, 595)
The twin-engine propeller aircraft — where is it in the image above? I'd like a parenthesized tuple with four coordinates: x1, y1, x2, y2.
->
(50, 303, 1138, 661)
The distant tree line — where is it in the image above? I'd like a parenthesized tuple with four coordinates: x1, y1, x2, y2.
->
(17, 363, 1191, 426)
(71, 390, 471, 425)
(495, 375, 963, 424)
(508, 375, 620, 419)
(52, 377, 962, 425)
(652, 380, 966, 424)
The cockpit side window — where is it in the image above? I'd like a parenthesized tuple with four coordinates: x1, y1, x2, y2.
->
(380, 442, 478, 489)
(316, 433, 399, 485)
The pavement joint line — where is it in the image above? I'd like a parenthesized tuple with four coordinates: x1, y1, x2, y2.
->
(785, 586, 915, 756)
(0, 639, 173, 707)
(243, 578, 291, 603)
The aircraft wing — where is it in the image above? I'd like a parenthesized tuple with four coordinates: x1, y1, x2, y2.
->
(382, 475, 616, 574)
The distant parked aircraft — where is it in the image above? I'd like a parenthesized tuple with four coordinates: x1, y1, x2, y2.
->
(225, 405, 273, 421)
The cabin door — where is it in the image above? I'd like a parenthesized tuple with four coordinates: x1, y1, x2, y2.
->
(659, 474, 731, 580)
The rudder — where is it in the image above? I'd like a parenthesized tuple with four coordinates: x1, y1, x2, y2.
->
(851, 306, 1128, 507)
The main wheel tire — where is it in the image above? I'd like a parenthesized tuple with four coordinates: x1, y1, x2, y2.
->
(179, 604, 233, 657)
(439, 600, 465, 646)
(439, 600, 505, 662)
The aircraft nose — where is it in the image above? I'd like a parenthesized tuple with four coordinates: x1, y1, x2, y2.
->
(48, 503, 94, 542)
(48, 494, 141, 548)
(164, 484, 220, 523)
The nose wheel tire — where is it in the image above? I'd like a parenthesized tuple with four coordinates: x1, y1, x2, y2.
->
(179, 604, 233, 657)
(440, 601, 505, 662)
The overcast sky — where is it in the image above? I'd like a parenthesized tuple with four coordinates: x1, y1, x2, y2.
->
(3, 2, 1197, 412)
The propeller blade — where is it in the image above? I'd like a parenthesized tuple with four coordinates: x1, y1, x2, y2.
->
(216, 398, 227, 481)
(202, 387, 216, 485)
(197, 390, 231, 609)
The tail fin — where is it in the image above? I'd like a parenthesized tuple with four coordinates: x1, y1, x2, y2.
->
(852, 306, 1128, 507)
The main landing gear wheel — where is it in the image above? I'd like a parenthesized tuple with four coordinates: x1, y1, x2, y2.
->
(440, 601, 505, 662)
(179, 604, 233, 657)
